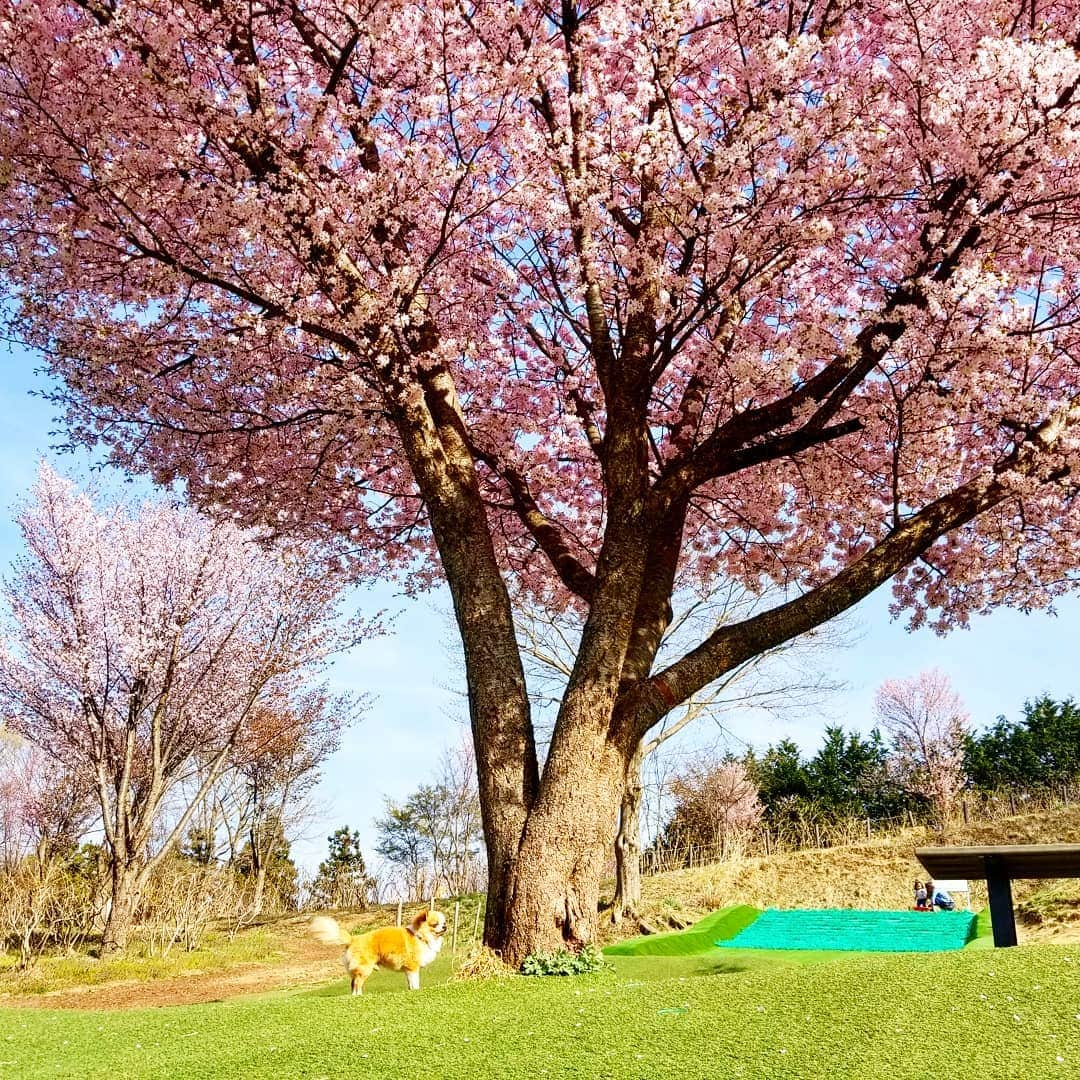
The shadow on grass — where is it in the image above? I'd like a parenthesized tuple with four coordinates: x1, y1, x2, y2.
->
(605, 946, 850, 984)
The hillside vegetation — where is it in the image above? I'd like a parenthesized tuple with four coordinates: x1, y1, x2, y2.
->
(615, 805, 1080, 944)
(3, 806, 1078, 1006)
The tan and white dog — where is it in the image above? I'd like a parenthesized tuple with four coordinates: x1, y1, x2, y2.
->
(311, 908, 447, 995)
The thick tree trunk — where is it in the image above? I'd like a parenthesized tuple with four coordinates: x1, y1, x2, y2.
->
(101, 867, 141, 953)
(387, 364, 538, 954)
(501, 733, 628, 967)
(479, 743, 533, 954)
(612, 742, 645, 923)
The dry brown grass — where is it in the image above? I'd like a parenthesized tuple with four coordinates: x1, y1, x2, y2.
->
(602, 804, 1080, 945)
(450, 944, 519, 981)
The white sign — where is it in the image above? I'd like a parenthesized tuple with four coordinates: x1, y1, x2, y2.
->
(931, 879, 970, 893)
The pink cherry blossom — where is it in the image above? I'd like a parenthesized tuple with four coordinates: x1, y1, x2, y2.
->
(3, 0, 1080, 960)
(876, 668, 969, 822)
(0, 465, 350, 949)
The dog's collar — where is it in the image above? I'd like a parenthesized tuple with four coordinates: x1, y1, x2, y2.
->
(408, 924, 446, 942)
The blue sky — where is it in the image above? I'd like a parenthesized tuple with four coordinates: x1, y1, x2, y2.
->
(2, 339, 1078, 878)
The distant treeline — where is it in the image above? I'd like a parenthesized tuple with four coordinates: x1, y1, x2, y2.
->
(659, 695, 1080, 852)
(962, 695, 1080, 791)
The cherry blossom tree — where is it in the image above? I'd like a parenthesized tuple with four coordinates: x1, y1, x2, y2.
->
(3, 0, 1080, 961)
(0, 729, 36, 871)
(664, 758, 764, 850)
(875, 668, 969, 823)
(0, 729, 94, 870)
(0, 467, 350, 950)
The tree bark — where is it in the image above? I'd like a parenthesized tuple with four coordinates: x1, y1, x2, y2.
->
(385, 363, 539, 953)
(101, 867, 141, 954)
(500, 728, 629, 965)
(612, 741, 645, 923)
(250, 859, 267, 916)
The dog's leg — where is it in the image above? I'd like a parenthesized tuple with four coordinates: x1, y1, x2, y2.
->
(406, 969, 420, 991)
(350, 962, 376, 995)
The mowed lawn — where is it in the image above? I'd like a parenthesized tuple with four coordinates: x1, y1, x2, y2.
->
(2, 945, 1079, 1079)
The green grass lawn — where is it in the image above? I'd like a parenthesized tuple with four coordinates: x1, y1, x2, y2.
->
(603, 905, 761, 956)
(601, 906, 839, 979)
(2, 944, 1078, 1079)
(601, 904, 995, 980)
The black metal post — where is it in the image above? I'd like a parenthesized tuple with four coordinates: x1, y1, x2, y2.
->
(985, 856, 1018, 947)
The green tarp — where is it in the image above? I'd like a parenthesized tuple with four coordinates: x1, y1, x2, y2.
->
(717, 908, 977, 952)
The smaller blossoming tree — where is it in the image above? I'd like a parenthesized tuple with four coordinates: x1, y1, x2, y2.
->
(0, 732, 94, 869)
(875, 669, 969, 824)
(665, 758, 764, 852)
(0, 467, 353, 951)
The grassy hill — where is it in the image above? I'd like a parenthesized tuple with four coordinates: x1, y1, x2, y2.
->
(2, 805, 1078, 1005)
(609, 804, 1080, 944)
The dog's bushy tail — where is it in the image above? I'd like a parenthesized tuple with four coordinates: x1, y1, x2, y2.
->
(310, 915, 351, 947)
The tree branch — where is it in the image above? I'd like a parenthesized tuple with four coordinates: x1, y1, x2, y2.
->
(628, 400, 1080, 740)
(471, 444, 597, 603)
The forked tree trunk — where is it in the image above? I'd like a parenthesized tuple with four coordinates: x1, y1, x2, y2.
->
(482, 837, 518, 950)
(612, 742, 645, 923)
(500, 733, 629, 966)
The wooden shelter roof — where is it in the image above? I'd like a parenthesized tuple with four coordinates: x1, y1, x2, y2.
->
(915, 844, 1080, 880)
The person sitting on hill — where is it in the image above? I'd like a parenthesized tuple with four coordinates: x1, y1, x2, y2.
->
(932, 887, 955, 911)
(913, 880, 930, 910)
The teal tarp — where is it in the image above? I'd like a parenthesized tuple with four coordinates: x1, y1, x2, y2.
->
(717, 908, 976, 952)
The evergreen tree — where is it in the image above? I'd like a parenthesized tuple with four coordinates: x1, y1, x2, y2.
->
(749, 739, 811, 809)
(235, 816, 299, 912)
(180, 828, 215, 866)
(309, 827, 376, 910)
(805, 727, 906, 819)
(965, 696, 1080, 790)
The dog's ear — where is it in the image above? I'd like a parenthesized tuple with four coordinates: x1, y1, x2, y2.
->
(411, 908, 429, 930)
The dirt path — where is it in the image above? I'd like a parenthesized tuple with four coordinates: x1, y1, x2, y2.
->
(0, 922, 344, 1011)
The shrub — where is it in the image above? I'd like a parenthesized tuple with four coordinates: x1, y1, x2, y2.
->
(520, 942, 606, 976)
(140, 858, 245, 956)
(0, 851, 105, 968)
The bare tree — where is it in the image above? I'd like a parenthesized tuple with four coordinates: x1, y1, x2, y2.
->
(230, 692, 350, 914)
(375, 739, 485, 899)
